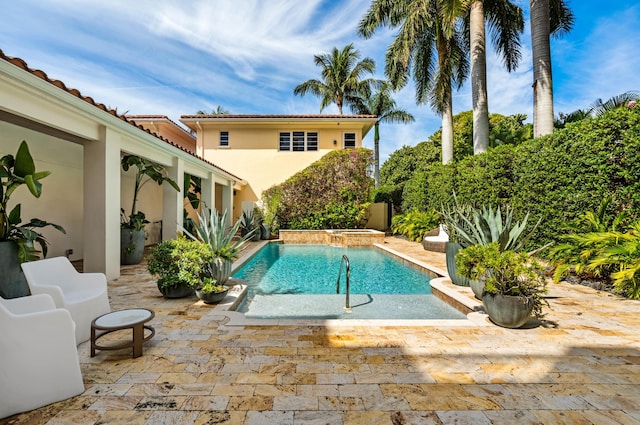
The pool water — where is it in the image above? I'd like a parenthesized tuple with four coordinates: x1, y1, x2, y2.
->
(232, 244, 467, 320)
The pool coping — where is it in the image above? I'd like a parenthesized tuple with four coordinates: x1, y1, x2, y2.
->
(214, 240, 489, 327)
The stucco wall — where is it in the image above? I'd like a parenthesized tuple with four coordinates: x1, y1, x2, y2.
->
(2, 121, 170, 261)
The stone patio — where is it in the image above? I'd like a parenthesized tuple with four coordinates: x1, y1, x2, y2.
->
(2, 237, 639, 425)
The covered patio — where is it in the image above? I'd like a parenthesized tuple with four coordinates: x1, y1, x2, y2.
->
(3, 237, 639, 425)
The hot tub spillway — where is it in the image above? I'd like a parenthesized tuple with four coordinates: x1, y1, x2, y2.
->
(335, 255, 352, 313)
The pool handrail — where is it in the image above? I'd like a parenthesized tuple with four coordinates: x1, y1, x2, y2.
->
(335, 255, 352, 312)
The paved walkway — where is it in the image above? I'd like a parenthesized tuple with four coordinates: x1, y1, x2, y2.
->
(3, 237, 639, 425)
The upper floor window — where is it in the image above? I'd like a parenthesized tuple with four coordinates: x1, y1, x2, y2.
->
(279, 131, 319, 151)
(279, 132, 291, 151)
(219, 131, 229, 147)
(344, 132, 356, 149)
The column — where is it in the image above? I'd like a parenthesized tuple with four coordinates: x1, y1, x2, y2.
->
(83, 126, 120, 280)
(162, 156, 184, 241)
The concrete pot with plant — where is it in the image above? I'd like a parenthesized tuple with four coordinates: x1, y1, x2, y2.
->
(0, 141, 65, 298)
(457, 242, 549, 328)
(120, 155, 179, 265)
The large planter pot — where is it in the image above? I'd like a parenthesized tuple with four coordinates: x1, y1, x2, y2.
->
(121, 228, 146, 265)
(469, 279, 484, 300)
(157, 282, 194, 299)
(212, 257, 233, 285)
(196, 286, 229, 304)
(445, 242, 470, 287)
(0, 241, 30, 298)
(260, 224, 270, 240)
(482, 293, 534, 328)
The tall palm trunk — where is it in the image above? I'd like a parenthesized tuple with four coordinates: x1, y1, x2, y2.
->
(470, 0, 489, 154)
(530, 0, 554, 137)
(441, 100, 454, 164)
(373, 122, 380, 187)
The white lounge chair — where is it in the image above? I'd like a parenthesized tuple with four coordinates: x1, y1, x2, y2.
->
(21, 256, 111, 344)
(0, 294, 85, 419)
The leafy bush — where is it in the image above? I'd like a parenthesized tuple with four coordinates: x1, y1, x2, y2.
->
(147, 237, 212, 289)
(548, 199, 640, 299)
(391, 209, 440, 241)
(262, 149, 374, 230)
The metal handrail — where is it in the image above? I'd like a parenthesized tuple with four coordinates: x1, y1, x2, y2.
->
(335, 255, 352, 312)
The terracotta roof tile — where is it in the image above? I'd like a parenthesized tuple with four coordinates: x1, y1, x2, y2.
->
(181, 113, 377, 119)
(126, 115, 195, 140)
(0, 49, 241, 181)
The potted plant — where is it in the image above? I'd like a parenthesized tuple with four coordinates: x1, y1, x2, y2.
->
(0, 141, 65, 298)
(182, 207, 255, 285)
(147, 237, 211, 298)
(120, 155, 180, 265)
(195, 276, 229, 304)
(240, 209, 260, 242)
(457, 242, 549, 328)
(441, 197, 540, 290)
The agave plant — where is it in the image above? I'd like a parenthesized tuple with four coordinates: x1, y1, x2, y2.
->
(181, 206, 256, 285)
(442, 200, 540, 251)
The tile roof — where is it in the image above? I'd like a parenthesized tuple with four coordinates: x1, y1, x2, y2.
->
(0, 49, 241, 181)
(180, 114, 378, 119)
(126, 115, 196, 140)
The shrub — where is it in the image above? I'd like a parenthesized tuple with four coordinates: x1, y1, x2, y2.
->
(147, 237, 212, 289)
(262, 149, 374, 230)
(391, 209, 440, 242)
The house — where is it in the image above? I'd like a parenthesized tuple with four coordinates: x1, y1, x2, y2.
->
(180, 114, 376, 215)
(0, 50, 241, 280)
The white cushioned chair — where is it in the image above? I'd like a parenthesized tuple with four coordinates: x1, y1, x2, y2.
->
(21, 256, 111, 344)
(421, 224, 449, 253)
(0, 294, 85, 419)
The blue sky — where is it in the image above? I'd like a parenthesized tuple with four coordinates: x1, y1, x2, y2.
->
(1, 1, 639, 164)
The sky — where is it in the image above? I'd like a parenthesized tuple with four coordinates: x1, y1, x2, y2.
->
(1, 1, 639, 164)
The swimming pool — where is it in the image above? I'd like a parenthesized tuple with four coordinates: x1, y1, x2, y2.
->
(232, 244, 466, 320)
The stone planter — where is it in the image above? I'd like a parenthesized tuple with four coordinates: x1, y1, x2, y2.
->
(195, 286, 229, 304)
(121, 228, 145, 265)
(211, 257, 233, 286)
(0, 241, 30, 298)
(482, 293, 534, 328)
(469, 278, 484, 300)
(260, 224, 270, 240)
(157, 282, 194, 299)
(445, 242, 470, 287)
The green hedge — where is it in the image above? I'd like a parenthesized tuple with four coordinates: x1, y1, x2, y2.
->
(392, 106, 640, 252)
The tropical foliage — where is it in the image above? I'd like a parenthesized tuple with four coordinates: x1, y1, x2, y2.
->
(351, 80, 414, 187)
(262, 149, 373, 231)
(391, 209, 440, 242)
(548, 199, 640, 299)
(358, 0, 469, 164)
(120, 154, 180, 230)
(0, 141, 65, 262)
(293, 43, 375, 114)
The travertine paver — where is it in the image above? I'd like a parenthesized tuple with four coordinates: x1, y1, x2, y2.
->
(2, 237, 640, 425)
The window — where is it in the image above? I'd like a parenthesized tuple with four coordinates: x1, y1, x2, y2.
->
(344, 132, 356, 149)
(279, 131, 318, 151)
(307, 132, 318, 151)
(219, 131, 229, 147)
(292, 131, 305, 151)
(279, 132, 291, 151)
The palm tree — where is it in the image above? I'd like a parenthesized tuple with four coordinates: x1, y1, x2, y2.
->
(294, 44, 376, 114)
(467, 0, 524, 154)
(530, 0, 573, 137)
(358, 0, 469, 165)
(196, 105, 229, 115)
(351, 81, 415, 187)
(589, 90, 640, 117)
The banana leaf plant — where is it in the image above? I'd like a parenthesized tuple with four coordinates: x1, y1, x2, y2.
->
(0, 141, 65, 262)
(120, 154, 180, 230)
